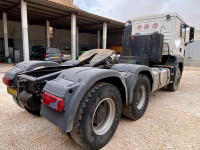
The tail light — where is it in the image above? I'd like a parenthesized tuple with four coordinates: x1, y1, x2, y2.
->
(43, 92, 64, 111)
(2, 77, 10, 86)
(60, 53, 63, 57)
(45, 54, 48, 58)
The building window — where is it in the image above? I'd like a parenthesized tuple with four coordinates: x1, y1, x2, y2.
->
(49, 27, 54, 39)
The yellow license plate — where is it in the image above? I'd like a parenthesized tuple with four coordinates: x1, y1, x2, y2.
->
(8, 88, 17, 96)
(52, 56, 58, 58)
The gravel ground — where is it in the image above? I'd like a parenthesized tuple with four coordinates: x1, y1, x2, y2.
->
(0, 64, 200, 150)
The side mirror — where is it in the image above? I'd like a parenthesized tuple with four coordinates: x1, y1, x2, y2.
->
(189, 27, 195, 43)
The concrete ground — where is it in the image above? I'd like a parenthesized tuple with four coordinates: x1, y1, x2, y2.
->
(0, 63, 200, 150)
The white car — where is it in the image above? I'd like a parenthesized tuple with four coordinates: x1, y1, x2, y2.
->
(61, 50, 71, 61)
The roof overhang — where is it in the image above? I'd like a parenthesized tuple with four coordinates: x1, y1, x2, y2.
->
(0, 0, 125, 34)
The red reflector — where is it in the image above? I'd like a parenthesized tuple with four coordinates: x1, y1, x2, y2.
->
(43, 92, 64, 111)
(45, 54, 48, 58)
(2, 77, 10, 86)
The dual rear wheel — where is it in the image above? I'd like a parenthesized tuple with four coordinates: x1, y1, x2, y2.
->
(70, 76, 151, 149)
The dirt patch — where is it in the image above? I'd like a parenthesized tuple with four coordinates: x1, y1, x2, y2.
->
(0, 64, 200, 150)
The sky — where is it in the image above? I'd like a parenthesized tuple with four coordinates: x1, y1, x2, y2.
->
(74, 0, 200, 29)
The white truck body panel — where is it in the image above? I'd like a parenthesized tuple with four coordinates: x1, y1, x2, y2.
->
(151, 68, 171, 92)
(130, 12, 186, 57)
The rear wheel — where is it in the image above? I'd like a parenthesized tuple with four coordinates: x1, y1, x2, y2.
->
(70, 82, 122, 150)
(13, 96, 41, 116)
(167, 68, 181, 92)
(24, 107, 41, 116)
(122, 75, 150, 120)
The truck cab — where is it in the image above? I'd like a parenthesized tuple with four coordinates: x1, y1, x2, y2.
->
(128, 12, 194, 57)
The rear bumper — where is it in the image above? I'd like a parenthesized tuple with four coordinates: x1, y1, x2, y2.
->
(45, 58, 62, 62)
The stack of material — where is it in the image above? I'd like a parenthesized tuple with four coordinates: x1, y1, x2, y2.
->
(14, 50, 20, 63)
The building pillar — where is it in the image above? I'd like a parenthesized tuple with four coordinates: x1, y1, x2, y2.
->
(21, 0, 29, 61)
(76, 27, 79, 56)
(97, 30, 100, 49)
(3, 12, 9, 57)
(71, 13, 76, 60)
(102, 22, 107, 49)
(46, 20, 50, 47)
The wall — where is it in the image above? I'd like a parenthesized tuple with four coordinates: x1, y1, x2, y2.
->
(0, 19, 122, 59)
(107, 33, 123, 46)
(184, 30, 200, 67)
(185, 40, 200, 67)
(50, 0, 74, 7)
(186, 30, 200, 41)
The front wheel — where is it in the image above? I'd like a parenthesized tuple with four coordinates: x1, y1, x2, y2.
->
(167, 68, 181, 92)
(70, 82, 122, 150)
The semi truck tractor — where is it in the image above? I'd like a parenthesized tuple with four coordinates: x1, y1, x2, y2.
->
(2, 12, 194, 149)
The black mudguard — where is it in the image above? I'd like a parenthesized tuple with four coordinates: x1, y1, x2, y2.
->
(3, 61, 60, 105)
(41, 67, 127, 132)
(4, 61, 60, 80)
(41, 64, 154, 132)
(111, 64, 153, 104)
(165, 55, 184, 82)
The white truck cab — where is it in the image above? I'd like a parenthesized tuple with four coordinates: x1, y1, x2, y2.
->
(127, 12, 194, 57)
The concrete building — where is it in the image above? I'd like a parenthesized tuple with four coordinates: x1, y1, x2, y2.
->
(185, 30, 200, 67)
(0, 0, 124, 62)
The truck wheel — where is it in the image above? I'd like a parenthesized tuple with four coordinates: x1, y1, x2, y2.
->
(12, 96, 22, 108)
(13, 97, 41, 116)
(167, 68, 181, 92)
(122, 75, 150, 120)
(70, 82, 122, 150)
(24, 107, 41, 116)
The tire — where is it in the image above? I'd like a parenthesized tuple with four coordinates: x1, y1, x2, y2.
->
(12, 96, 22, 108)
(167, 68, 181, 92)
(24, 107, 41, 116)
(70, 82, 122, 150)
(122, 75, 150, 120)
(13, 97, 41, 116)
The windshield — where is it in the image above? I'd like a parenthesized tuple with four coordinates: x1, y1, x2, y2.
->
(46, 48, 60, 54)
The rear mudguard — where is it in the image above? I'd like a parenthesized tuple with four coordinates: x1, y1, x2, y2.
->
(4, 61, 60, 80)
(41, 67, 127, 132)
(111, 64, 153, 104)
(41, 64, 153, 132)
(3, 61, 60, 105)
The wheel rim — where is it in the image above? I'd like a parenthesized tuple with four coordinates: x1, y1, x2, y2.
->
(136, 85, 146, 110)
(92, 98, 116, 135)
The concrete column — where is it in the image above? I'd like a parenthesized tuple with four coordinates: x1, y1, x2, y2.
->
(46, 20, 50, 47)
(97, 30, 100, 49)
(76, 27, 79, 56)
(21, 0, 29, 61)
(71, 13, 76, 60)
(3, 12, 9, 57)
(102, 22, 107, 49)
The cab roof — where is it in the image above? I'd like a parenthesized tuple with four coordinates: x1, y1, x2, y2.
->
(129, 12, 185, 23)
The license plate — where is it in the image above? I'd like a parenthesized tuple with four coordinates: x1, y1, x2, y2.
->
(52, 56, 58, 58)
(8, 88, 17, 96)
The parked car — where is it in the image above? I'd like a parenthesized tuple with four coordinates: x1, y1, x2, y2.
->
(31, 45, 46, 60)
(61, 49, 71, 61)
(31, 46, 62, 63)
(44, 48, 62, 62)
